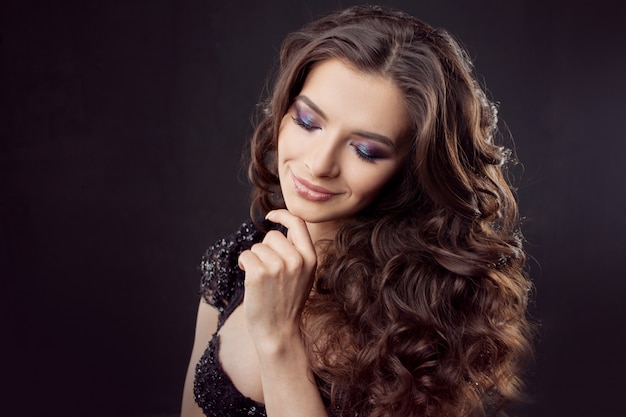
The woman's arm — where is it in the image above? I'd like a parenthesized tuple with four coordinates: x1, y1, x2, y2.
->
(255, 328, 328, 417)
(180, 298, 219, 417)
(239, 210, 328, 417)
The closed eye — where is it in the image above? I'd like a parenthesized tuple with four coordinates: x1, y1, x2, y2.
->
(352, 143, 388, 163)
(292, 106, 320, 131)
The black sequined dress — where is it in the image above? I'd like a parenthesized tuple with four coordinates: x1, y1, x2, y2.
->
(193, 221, 267, 416)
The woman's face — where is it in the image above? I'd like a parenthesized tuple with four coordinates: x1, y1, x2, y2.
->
(277, 59, 410, 235)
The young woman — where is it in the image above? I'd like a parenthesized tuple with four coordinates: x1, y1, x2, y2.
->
(182, 5, 533, 417)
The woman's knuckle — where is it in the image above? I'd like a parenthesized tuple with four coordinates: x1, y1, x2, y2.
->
(264, 230, 283, 242)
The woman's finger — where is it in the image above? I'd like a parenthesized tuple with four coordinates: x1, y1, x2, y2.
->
(249, 241, 285, 273)
(265, 210, 316, 260)
(238, 249, 261, 272)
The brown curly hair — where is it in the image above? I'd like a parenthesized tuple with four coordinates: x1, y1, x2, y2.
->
(246, 5, 534, 417)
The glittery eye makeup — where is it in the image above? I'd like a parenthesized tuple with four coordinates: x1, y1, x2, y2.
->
(352, 142, 389, 162)
(292, 104, 319, 131)
(290, 95, 398, 164)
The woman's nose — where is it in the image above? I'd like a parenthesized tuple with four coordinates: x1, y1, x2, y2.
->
(304, 133, 341, 178)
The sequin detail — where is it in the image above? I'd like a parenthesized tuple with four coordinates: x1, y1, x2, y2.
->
(194, 222, 267, 416)
(198, 222, 262, 320)
(194, 334, 266, 416)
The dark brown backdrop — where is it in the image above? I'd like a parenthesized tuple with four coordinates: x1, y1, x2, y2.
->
(2, 0, 625, 416)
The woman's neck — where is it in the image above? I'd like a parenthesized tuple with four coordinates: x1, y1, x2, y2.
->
(306, 221, 339, 253)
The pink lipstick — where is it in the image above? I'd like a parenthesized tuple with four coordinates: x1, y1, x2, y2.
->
(291, 173, 338, 201)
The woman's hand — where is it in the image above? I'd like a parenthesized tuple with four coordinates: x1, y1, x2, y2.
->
(238, 210, 329, 417)
(238, 209, 317, 350)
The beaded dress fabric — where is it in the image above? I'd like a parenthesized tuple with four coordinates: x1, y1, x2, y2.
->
(193, 221, 267, 417)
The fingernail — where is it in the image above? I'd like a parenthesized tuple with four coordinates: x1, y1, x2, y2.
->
(265, 211, 274, 221)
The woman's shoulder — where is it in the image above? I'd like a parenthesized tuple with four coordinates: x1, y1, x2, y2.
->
(198, 220, 264, 313)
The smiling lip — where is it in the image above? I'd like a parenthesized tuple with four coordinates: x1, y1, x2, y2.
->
(291, 173, 338, 201)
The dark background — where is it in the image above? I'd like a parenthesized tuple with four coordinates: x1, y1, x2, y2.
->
(2, 0, 625, 416)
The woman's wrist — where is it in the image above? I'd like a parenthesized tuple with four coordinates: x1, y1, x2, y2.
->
(250, 324, 305, 364)
(254, 328, 328, 417)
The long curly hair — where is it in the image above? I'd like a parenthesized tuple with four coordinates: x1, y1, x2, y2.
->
(246, 5, 534, 417)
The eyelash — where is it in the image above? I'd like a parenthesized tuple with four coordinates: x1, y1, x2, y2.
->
(352, 144, 380, 163)
(292, 108, 318, 131)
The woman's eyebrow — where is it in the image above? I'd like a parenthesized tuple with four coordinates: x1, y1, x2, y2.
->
(294, 95, 327, 119)
(294, 95, 398, 151)
(353, 130, 398, 151)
